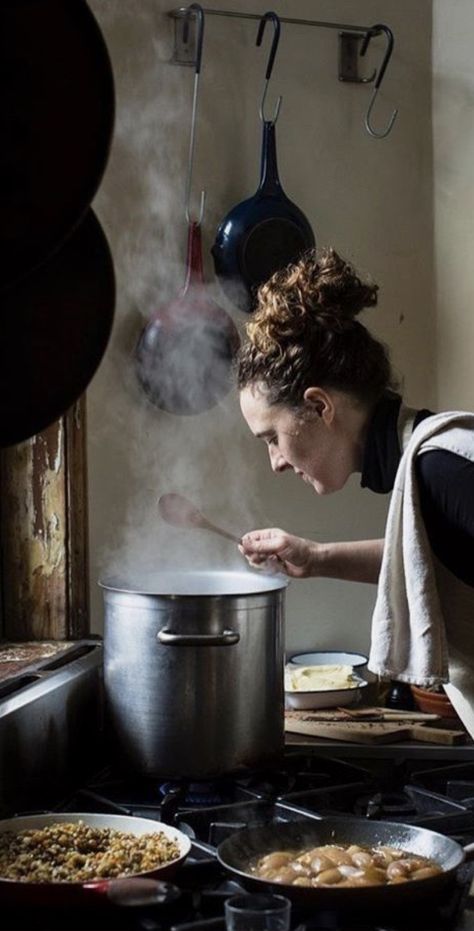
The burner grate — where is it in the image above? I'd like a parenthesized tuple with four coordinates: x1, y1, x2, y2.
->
(21, 750, 474, 931)
(412, 762, 474, 801)
(354, 789, 419, 820)
(176, 798, 322, 847)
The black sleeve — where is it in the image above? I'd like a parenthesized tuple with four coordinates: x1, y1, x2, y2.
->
(415, 450, 474, 587)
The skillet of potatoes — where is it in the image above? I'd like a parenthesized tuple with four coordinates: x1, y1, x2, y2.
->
(251, 842, 443, 888)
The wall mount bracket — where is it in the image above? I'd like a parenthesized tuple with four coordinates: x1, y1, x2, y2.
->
(339, 31, 376, 84)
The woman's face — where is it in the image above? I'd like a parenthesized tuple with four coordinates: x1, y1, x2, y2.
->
(239, 383, 367, 495)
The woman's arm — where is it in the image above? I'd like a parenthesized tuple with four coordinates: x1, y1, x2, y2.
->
(239, 530, 384, 583)
(317, 538, 384, 583)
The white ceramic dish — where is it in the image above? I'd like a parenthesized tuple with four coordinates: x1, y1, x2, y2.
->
(285, 677, 368, 710)
(288, 650, 368, 671)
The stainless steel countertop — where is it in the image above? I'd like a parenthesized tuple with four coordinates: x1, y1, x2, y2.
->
(285, 733, 474, 760)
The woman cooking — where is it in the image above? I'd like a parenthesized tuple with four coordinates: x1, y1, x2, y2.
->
(237, 248, 474, 727)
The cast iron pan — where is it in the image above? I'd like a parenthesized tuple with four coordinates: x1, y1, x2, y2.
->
(0, 209, 115, 447)
(211, 119, 315, 313)
(0, 0, 115, 291)
(217, 816, 474, 909)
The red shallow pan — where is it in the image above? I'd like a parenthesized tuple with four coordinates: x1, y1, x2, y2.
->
(0, 812, 191, 907)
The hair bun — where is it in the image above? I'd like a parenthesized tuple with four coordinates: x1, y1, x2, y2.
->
(295, 248, 378, 321)
(247, 247, 378, 355)
(238, 247, 392, 407)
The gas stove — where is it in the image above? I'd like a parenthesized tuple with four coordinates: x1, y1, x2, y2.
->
(3, 749, 474, 931)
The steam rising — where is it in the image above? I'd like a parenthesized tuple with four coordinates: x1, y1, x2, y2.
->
(135, 283, 238, 415)
(87, 2, 270, 608)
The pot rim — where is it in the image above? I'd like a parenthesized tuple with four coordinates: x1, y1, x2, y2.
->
(99, 569, 288, 597)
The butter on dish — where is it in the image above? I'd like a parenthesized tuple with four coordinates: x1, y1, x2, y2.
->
(284, 663, 360, 692)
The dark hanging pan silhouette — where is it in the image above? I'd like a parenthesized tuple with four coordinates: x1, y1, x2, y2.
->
(0, 210, 115, 447)
(0, 0, 114, 292)
(211, 11, 315, 314)
(135, 4, 239, 416)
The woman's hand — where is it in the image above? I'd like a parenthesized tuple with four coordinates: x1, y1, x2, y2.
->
(239, 528, 320, 578)
(239, 532, 385, 583)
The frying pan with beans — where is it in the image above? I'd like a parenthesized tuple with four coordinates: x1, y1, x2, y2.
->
(0, 812, 191, 907)
(217, 816, 474, 909)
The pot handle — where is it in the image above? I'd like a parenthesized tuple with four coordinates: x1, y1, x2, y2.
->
(157, 628, 240, 646)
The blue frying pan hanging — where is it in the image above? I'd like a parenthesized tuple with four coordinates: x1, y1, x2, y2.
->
(211, 12, 315, 313)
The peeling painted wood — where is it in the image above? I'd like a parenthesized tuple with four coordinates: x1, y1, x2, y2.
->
(65, 398, 89, 638)
(0, 398, 89, 640)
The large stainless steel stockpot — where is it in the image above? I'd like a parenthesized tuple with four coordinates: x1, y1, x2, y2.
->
(100, 571, 287, 778)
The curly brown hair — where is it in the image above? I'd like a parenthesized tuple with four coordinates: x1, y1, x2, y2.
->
(237, 248, 396, 408)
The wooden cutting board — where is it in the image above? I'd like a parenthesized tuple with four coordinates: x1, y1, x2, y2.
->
(284, 717, 467, 745)
(285, 707, 440, 722)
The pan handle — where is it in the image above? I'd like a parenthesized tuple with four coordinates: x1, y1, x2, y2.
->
(83, 877, 180, 907)
(463, 841, 474, 862)
(157, 628, 240, 646)
(190, 837, 217, 856)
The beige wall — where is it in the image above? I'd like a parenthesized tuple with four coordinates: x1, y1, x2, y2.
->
(88, 1, 434, 654)
(433, 1, 474, 411)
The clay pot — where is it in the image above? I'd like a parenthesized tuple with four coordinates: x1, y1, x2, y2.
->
(410, 684, 459, 719)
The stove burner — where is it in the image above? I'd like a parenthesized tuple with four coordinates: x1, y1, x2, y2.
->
(159, 780, 226, 806)
(355, 791, 418, 820)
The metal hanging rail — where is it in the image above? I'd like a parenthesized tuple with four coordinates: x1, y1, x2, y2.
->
(168, 6, 398, 138)
(168, 7, 377, 34)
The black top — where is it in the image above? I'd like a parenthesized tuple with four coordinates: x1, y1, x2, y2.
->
(361, 393, 474, 588)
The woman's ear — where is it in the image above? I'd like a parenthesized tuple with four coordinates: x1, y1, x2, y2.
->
(303, 387, 335, 424)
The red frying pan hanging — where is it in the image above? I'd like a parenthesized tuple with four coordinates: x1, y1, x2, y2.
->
(0, 209, 115, 447)
(135, 219, 239, 415)
(0, 0, 115, 291)
(135, 5, 239, 415)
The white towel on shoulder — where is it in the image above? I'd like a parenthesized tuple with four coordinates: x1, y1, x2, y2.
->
(368, 410, 474, 688)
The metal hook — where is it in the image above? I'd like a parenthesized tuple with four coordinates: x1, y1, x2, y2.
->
(256, 11, 283, 125)
(184, 3, 206, 224)
(360, 24, 398, 139)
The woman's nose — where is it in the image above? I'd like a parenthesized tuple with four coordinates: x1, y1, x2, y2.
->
(269, 446, 289, 473)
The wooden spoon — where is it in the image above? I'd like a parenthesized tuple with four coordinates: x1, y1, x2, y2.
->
(157, 493, 241, 544)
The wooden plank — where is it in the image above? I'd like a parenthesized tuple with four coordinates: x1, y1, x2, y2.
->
(336, 706, 440, 721)
(284, 719, 414, 744)
(64, 399, 89, 638)
(0, 398, 89, 640)
(285, 708, 440, 723)
(284, 719, 467, 746)
(408, 724, 467, 745)
(0, 420, 67, 638)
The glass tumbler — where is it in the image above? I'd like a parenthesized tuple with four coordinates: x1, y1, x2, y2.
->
(225, 893, 291, 931)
